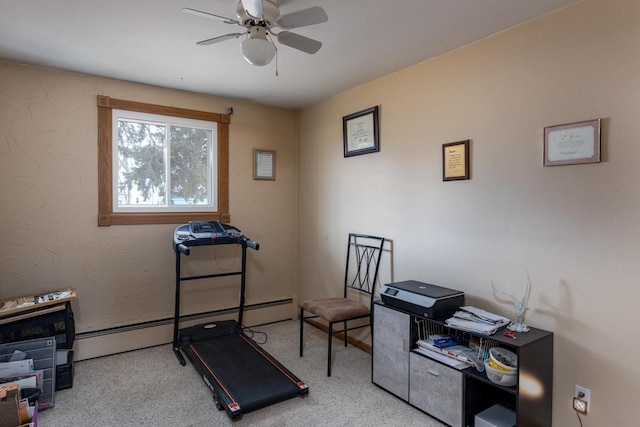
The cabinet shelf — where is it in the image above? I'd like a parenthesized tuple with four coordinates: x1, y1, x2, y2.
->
(462, 365, 517, 395)
(372, 300, 552, 427)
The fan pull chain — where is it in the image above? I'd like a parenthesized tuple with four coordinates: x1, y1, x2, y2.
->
(265, 32, 279, 77)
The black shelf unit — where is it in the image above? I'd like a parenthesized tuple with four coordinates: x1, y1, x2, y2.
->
(372, 300, 553, 427)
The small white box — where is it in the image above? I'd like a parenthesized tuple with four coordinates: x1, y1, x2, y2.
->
(474, 403, 516, 427)
(56, 349, 70, 364)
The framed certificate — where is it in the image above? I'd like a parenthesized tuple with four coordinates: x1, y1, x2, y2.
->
(442, 140, 470, 181)
(254, 149, 275, 180)
(343, 106, 380, 157)
(544, 119, 601, 166)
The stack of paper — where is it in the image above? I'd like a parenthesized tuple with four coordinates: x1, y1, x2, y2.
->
(414, 346, 471, 369)
(0, 359, 34, 378)
(1, 338, 56, 410)
(445, 306, 510, 335)
(415, 339, 474, 369)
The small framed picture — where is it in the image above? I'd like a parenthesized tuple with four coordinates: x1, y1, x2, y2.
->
(254, 149, 275, 180)
(343, 106, 380, 157)
(442, 140, 470, 181)
(544, 119, 601, 166)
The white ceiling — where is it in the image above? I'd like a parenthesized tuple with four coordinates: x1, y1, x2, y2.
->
(0, 0, 580, 110)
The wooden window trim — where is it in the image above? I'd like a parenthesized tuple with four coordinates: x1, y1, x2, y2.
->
(97, 95, 230, 226)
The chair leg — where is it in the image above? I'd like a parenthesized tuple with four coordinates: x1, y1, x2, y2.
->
(299, 308, 304, 357)
(343, 320, 348, 347)
(327, 322, 333, 377)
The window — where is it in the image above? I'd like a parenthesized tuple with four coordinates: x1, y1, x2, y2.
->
(97, 96, 230, 226)
(114, 110, 217, 212)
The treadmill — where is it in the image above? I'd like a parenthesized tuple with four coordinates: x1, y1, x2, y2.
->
(172, 221, 309, 420)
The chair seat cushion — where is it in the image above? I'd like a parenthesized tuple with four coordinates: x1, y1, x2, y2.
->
(299, 297, 370, 323)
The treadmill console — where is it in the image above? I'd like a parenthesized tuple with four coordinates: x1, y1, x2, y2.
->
(188, 220, 232, 239)
(173, 221, 259, 254)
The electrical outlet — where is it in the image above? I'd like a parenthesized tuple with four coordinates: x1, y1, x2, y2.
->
(573, 384, 591, 414)
(573, 396, 588, 415)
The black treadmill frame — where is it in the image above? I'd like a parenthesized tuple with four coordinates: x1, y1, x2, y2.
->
(171, 224, 308, 420)
(172, 236, 249, 365)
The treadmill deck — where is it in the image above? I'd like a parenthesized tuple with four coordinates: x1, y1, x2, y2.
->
(179, 321, 308, 420)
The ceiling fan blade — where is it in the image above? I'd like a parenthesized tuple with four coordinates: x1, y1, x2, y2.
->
(277, 31, 322, 54)
(196, 33, 245, 45)
(241, 0, 264, 19)
(182, 8, 239, 25)
(277, 6, 328, 29)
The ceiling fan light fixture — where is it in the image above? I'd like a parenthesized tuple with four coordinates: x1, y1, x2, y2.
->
(241, 27, 276, 66)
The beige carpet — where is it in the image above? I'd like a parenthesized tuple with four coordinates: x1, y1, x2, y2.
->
(38, 320, 445, 426)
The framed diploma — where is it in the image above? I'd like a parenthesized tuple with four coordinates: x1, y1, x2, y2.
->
(544, 119, 601, 166)
(343, 106, 380, 157)
(442, 140, 470, 181)
(254, 149, 276, 180)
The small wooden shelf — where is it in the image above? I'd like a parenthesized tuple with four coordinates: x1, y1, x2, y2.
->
(0, 288, 76, 319)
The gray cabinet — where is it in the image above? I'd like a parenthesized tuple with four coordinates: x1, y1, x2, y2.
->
(410, 352, 463, 427)
(373, 302, 463, 426)
(372, 302, 410, 400)
(372, 300, 553, 427)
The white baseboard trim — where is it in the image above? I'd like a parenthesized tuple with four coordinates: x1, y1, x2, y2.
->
(74, 301, 293, 361)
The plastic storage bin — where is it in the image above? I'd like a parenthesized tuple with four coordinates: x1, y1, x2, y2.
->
(0, 302, 75, 349)
(484, 358, 517, 387)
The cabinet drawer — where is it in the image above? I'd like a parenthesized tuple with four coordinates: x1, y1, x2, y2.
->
(409, 352, 463, 427)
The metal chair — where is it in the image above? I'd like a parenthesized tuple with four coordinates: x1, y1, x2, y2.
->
(298, 233, 386, 376)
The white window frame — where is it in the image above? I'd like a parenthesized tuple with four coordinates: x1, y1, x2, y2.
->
(112, 109, 218, 213)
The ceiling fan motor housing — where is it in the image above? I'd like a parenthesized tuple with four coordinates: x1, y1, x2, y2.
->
(236, 0, 280, 26)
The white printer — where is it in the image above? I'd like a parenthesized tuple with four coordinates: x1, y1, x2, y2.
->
(379, 280, 464, 319)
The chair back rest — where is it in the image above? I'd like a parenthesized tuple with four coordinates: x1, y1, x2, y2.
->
(344, 233, 386, 305)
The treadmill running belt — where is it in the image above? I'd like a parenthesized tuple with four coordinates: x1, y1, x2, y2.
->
(187, 333, 302, 411)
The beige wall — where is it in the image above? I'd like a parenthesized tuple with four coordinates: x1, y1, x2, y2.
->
(0, 63, 298, 347)
(2, 0, 639, 424)
(297, 0, 639, 425)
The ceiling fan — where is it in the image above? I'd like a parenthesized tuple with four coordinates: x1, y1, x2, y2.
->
(183, 0, 328, 67)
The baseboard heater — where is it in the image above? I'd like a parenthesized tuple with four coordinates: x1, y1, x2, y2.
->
(77, 299, 292, 339)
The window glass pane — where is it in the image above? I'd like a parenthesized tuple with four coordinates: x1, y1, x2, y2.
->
(111, 108, 218, 213)
(117, 119, 167, 207)
(170, 126, 212, 206)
